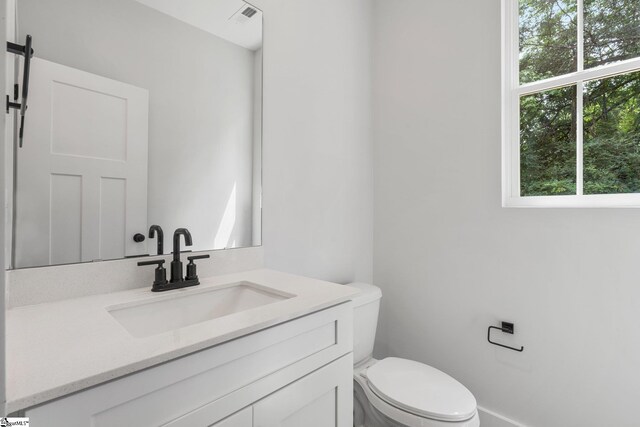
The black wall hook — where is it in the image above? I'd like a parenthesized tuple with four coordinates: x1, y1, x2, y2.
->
(487, 322, 524, 352)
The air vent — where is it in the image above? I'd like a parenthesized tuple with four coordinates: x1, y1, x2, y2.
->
(229, 4, 259, 24)
(242, 7, 257, 18)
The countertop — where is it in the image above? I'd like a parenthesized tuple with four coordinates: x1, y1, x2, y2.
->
(6, 269, 360, 413)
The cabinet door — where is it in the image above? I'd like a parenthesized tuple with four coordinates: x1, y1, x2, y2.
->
(210, 407, 252, 427)
(253, 354, 353, 427)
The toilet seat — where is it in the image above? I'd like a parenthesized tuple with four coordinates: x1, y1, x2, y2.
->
(366, 357, 477, 422)
(354, 358, 479, 427)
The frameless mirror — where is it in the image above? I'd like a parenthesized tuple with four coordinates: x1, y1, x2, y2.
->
(9, 0, 263, 269)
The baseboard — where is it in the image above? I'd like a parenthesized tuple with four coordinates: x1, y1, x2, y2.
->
(478, 406, 526, 427)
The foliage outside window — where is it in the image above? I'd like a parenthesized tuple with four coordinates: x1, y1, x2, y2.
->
(503, 0, 640, 207)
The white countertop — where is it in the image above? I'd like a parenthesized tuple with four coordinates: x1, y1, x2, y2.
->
(6, 269, 359, 413)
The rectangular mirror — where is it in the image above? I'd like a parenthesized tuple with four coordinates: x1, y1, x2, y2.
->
(8, 0, 263, 269)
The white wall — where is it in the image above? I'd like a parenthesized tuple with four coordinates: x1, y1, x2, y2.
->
(373, 1, 640, 426)
(0, 0, 7, 411)
(258, 0, 374, 285)
(18, 0, 257, 255)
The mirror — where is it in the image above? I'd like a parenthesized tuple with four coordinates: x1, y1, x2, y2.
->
(9, 0, 263, 269)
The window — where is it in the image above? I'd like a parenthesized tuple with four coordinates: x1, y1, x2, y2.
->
(502, 0, 640, 207)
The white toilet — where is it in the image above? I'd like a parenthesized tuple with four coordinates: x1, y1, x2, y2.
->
(349, 283, 480, 427)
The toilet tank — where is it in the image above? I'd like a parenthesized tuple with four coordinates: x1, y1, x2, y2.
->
(348, 283, 382, 366)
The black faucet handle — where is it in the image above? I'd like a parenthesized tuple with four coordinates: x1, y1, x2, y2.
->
(185, 254, 209, 282)
(137, 259, 169, 291)
(187, 254, 210, 262)
(138, 259, 165, 267)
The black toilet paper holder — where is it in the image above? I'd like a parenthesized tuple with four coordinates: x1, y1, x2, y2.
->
(487, 322, 524, 352)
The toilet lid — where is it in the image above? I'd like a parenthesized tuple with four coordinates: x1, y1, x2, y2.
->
(366, 357, 477, 422)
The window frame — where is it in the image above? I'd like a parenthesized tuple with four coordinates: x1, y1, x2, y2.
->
(501, 0, 640, 208)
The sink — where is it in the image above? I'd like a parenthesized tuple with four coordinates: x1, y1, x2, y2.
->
(107, 281, 294, 338)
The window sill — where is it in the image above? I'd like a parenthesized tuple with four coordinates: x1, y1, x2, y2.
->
(503, 194, 640, 208)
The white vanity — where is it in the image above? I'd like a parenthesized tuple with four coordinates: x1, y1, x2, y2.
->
(6, 269, 359, 426)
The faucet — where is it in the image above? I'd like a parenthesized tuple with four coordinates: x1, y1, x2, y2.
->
(171, 228, 192, 283)
(148, 225, 164, 255)
(137, 227, 210, 291)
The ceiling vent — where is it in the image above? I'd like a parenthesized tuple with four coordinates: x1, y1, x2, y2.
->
(242, 7, 257, 18)
(230, 4, 259, 24)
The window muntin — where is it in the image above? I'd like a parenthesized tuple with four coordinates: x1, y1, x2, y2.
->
(503, 0, 640, 207)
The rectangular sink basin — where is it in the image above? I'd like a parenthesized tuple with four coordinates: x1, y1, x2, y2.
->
(107, 282, 293, 338)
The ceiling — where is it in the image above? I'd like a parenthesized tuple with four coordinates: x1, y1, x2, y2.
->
(133, 0, 263, 50)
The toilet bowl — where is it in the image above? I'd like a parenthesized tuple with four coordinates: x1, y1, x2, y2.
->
(349, 283, 480, 427)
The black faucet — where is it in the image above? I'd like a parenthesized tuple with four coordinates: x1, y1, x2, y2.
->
(148, 225, 164, 255)
(137, 227, 209, 291)
(171, 228, 192, 283)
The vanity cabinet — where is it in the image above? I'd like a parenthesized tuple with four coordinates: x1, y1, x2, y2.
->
(191, 354, 351, 427)
(23, 303, 353, 427)
(253, 355, 352, 427)
(212, 408, 252, 427)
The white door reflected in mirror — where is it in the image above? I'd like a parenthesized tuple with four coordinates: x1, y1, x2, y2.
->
(15, 59, 149, 268)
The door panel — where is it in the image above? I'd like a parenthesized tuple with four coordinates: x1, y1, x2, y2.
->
(209, 407, 252, 427)
(49, 174, 82, 264)
(277, 390, 336, 427)
(51, 80, 128, 161)
(15, 58, 149, 268)
(99, 177, 127, 260)
(253, 354, 353, 427)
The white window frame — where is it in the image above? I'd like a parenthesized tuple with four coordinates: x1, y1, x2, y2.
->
(502, 0, 640, 208)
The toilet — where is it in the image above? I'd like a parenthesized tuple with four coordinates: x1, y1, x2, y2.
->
(349, 283, 480, 427)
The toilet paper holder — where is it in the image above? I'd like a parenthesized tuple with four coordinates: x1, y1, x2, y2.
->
(487, 321, 524, 352)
